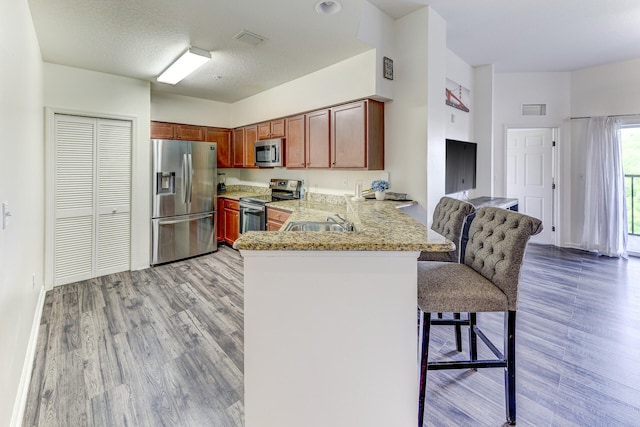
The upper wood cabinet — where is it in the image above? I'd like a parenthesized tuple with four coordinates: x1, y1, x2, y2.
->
(331, 99, 384, 170)
(232, 125, 258, 168)
(306, 109, 331, 169)
(150, 121, 176, 139)
(258, 119, 285, 140)
(176, 124, 205, 141)
(285, 115, 305, 168)
(205, 128, 232, 168)
(151, 122, 206, 141)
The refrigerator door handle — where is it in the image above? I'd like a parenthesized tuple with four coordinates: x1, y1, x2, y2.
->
(187, 153, 193, 203)
(182, 153, 189, 204)
(157, 212, 213, 226)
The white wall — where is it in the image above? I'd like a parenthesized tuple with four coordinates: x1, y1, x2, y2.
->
(569, 59, 640, 247)
(43, 64, 151, 272)
(493, 72, 572, 245)
(151, 92, 232, 128)
(473, 64, 495, 198)
(230, 50, 380, 127)
(0, 1, 45, 425)
(424, 9, 448, 224)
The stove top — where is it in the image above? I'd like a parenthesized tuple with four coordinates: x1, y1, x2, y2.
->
(239, 179, 302, 205)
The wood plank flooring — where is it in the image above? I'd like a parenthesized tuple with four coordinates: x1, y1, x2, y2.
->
(23, 246, 245, 427)
(23, 244, 640, 426)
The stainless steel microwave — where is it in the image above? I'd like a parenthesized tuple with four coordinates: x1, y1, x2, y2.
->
(254, 138, 283, 167)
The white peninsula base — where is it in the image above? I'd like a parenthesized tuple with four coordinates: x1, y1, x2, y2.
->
(242, 250, 419, 427)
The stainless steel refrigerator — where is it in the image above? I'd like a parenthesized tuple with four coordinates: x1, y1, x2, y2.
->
(151, 139, 217, 265)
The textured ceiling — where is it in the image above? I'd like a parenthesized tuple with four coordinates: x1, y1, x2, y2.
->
(27, 0, 640, 103)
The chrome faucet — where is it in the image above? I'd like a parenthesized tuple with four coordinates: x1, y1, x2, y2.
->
(326, 214, 354, 231)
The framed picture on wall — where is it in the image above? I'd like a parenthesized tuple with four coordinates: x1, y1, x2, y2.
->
(383, 57, 394, 80)
(445, 78, 470, 112)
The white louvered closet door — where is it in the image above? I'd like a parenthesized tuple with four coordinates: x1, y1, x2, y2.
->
(96, 119, 131, 276)
(53, 115, 131, 285)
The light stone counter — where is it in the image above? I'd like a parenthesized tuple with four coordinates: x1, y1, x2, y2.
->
(234, 196, 453, 253)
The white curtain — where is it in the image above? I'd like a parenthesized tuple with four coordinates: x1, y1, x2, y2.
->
(582, 116, 628, 258)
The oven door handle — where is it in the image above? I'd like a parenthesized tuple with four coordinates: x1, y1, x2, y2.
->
(242, 207, 265, 214)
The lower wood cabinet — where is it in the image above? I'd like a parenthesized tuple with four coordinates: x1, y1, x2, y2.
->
(266, 206, 291, 231)
(221, 198, 240, 245)
(216, 198, 225, 242)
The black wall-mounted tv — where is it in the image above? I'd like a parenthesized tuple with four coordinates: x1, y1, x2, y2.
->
(445, 139, 477, 194)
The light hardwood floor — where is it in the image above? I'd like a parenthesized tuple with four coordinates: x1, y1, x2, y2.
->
(23, 244, 640, 426)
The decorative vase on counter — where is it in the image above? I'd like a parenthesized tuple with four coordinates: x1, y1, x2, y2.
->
(375, 191, 385, 200)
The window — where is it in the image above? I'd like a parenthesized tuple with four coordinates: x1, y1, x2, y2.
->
(621, 126, 640, 237)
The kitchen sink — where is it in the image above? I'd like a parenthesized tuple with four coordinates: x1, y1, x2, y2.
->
(284, 221, 352, 232)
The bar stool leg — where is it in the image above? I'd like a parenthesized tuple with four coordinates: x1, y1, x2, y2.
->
(418, 311, 432, 427)
(505, 311, 517, 425)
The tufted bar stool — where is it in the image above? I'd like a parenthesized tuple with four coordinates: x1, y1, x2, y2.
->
(418, 197, 475, 351)
(417, 207, 542, 426)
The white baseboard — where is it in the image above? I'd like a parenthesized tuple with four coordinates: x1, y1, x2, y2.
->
(10, 286, 46, 427)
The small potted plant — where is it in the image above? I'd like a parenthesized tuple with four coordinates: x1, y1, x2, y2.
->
(371, 179, 389, 200)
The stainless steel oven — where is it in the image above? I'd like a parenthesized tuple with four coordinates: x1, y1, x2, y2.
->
(239, 179, 302, 233)
(239, 196, 268, 234)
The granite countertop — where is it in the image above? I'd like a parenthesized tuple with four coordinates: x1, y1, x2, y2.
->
(233, 195, 453, 252)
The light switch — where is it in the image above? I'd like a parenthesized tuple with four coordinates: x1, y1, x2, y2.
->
(2, 201, 11, 230)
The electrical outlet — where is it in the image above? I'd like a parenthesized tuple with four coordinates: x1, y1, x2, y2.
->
(343, 177, 349, 187)
(32, 273, 36, 289)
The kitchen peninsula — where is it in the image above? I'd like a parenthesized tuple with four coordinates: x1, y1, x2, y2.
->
(234, 197, 453, 427)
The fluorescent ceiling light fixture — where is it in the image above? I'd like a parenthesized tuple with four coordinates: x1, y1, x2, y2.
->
(157, 47, 211, 85)
(315, 1, 342, 15)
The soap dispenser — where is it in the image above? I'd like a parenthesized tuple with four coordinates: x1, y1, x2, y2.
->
(300, 180, 306, 200)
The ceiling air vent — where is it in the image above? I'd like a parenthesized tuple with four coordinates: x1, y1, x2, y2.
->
(521, 103, 547, 116)
(233, 30, 267, 47)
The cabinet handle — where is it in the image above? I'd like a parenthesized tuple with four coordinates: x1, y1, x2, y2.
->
(112, 209, 117, 213)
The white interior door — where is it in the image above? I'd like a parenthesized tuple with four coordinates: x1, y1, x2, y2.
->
(506, 128, 555, 245)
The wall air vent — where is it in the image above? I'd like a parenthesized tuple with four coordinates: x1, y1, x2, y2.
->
(521, 103, 547, 116)
(233, 30, 267, 47)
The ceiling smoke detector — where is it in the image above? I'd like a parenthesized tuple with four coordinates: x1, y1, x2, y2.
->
(233, 30, 267, 47)
(315, 1, 342, 15)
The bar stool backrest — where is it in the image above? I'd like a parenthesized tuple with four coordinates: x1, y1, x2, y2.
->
(464, 207, 543, 310)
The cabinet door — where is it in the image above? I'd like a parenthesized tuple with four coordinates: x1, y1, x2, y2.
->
(306, 109, 331, 168)
(258, 119, 285, 140)
(151, 121, 176, 139)
(332, 101, 366, 168)
(224, 207, 239, 244)
(233, 128, 245, 167)
(244, 125, 258, 168)
(206, 128, 232, 168)
(270, 119, 285, 138)
(176, 124, 205, 141)
(216, 198, 225, 242)
(286, 115, 305, 168)
(258, 122, 272, 140)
